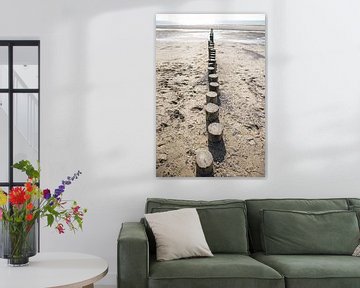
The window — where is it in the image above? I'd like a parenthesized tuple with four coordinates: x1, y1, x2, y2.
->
(0, 41, 40, 190)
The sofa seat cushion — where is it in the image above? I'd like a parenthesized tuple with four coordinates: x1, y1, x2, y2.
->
(149, 254, 284, 288)
(252, 252, 360, 288)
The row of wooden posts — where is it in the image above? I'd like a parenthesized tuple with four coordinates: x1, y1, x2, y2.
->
(196, 29, 224, 177)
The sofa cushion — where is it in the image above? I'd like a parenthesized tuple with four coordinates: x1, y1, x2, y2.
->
(261, 209, 359, 255)
(348, 205, 360, 228)
(149, 254, 284, 288)
(146, 198, 249, 254)
(246, 198, 349, 252)
(347, 198, 360, 207)
(253, 252, 360, 288)
(145, 208, 213, 261)
(347, 199, 360, 229)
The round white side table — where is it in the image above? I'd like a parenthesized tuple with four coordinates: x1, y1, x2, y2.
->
(0, 252, 108, 288)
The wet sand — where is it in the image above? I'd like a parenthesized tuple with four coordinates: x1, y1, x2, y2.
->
(156, 26, 265, 177)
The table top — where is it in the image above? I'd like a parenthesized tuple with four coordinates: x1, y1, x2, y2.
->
(0, 252, 108, 288)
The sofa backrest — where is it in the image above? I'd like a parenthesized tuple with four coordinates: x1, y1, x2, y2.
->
(348, 198, 360, 207)
(245, 198, 349, 252)
(145, 198, 249, 255)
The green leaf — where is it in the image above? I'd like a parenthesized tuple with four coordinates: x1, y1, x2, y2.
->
(12, 160, 30, 170)
(47, 214, 54, 227)
(12, 160, 40, 180)
(75, 216, 83, 230)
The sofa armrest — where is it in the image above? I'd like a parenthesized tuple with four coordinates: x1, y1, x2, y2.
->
(118, 222, 149, 288)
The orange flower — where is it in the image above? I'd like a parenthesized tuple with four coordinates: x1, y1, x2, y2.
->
(25, 182, 33, 192)
(24, 193, 31, 200)
(26, 203, 34, 210)
(26, 214, 33, 221)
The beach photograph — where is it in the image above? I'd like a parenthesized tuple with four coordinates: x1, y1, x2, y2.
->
(156, 14, 266, 177)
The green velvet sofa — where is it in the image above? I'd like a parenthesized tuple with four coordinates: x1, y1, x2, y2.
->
(118, 198, 360, 288)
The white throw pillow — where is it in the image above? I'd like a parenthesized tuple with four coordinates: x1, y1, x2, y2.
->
(145, 208, 213, 261)
(353, 244, 360, 256)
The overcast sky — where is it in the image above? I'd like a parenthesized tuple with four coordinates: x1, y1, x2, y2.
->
(156, 14, 265, 26)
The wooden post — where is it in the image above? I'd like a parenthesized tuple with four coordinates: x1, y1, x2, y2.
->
(195, 149, 214, 176)
(206, 91, 218, 104)
(209, 59, 216, 68)
(208, 60, 216, 69)
(209, 82, 219, 93)
(208, 122, 223, 143)
(208, 73, 218, 83)
(208, 62, 216, 68)
(208, 66, 215, 75)
(205, 103, 219, 123)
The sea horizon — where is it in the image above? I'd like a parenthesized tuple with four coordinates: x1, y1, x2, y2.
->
(156, 24, 265, 32)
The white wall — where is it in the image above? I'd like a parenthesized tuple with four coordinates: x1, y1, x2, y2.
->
(1, 0, 360, 285)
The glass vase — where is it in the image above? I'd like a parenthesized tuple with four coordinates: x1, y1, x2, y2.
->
(0, 220, 37, 266)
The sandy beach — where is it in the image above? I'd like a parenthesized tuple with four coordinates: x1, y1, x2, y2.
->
(156, 25, 266, 177)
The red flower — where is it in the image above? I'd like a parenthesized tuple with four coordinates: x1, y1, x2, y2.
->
(72, 205, 80, 215)
(25, 182, 33, 192)
(56, 223, 65, 234)
(26, 203, 34, 210)
(9, 187, 26, 205)
(65, 214, 71, 225)
(24, 193, 31, 200)
(26, 214, 33, 221)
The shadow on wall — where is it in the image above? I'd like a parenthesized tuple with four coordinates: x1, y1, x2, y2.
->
(268, 0, 360, 186)
(44, 0, 206, 184)
(62, 0, 194, 13)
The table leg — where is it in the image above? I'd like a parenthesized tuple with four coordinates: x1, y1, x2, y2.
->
(82, 284, 94, 288)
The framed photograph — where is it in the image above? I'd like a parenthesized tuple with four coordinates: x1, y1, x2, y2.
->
(156, 14, 266, 177)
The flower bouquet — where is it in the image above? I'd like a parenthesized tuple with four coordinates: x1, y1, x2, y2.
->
(0, 160, 87, 266)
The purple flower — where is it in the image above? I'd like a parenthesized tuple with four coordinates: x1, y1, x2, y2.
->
(54, 189, 63, 198)
(54, 170, 82, 199)
(43, 189, 51, 200)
